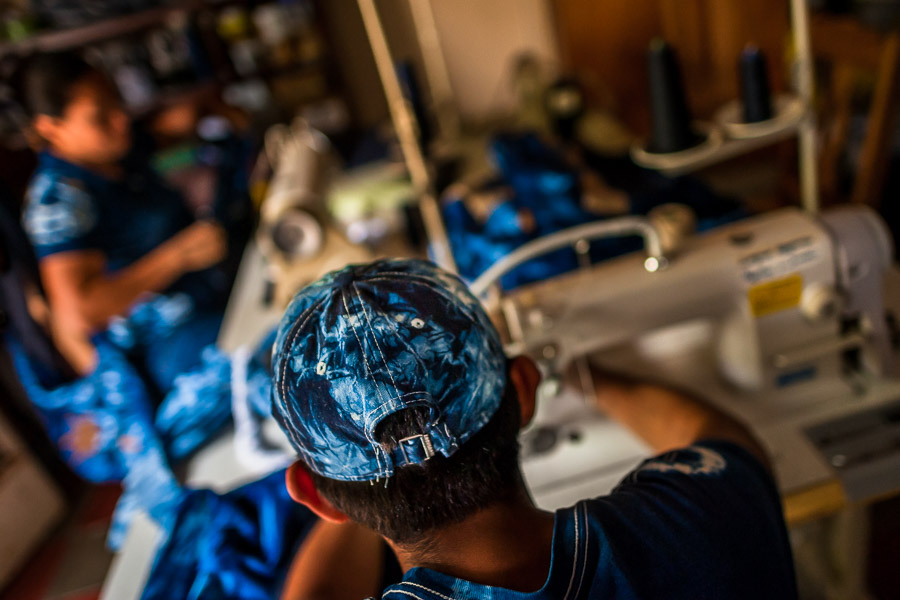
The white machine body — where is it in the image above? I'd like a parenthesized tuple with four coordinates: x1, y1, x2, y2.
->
(258, 121, 332, 263)
(491, 206, 900, 511)
(496, 206, 894, 393)
(255, 121, 371, 308)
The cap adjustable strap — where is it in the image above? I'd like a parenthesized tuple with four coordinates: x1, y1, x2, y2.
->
(392, 433, 436, 467)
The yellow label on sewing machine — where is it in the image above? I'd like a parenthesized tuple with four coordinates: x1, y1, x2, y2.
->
(748, 275, 803, 317)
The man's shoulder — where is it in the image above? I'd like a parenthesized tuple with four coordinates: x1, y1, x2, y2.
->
(574, 440, 797, 599)
(580, 440, 779, 526)
(618, 439, 760, 486)
(23, 170, 99, 251)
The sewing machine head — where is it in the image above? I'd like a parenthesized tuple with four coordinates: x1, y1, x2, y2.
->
(257, 120, 333, 264)
(482, 206, 895, 395)
(256, 120, 372, 308)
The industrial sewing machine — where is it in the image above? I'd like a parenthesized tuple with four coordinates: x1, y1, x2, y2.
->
(468, 206, 900, 509)
(255, 119, 372, 310)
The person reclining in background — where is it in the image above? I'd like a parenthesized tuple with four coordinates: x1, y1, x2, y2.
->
(4, 50, 257, 548)
(271, 258, 798, 600)
(16, 50, 234, 380)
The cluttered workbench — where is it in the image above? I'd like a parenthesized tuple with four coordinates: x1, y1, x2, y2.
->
(102, 174, 900, 598)
(100, 1, 900, 595)
(211, 199, 900, 526)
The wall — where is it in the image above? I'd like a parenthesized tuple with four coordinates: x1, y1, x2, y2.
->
(552, 0, 789, 135)
(319, 0, 560, 127)
(429, 0, 560, 121)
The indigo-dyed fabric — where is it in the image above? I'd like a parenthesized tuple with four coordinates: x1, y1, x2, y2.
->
(6, 334, 185, 548)
(154, 342, 233, 461)
(272, 258, 506, 482)
(383, 441, 797, 600)
(140, 469, 316, 600)
(7, 324, 277, 548)
(444, 132, 745, 290)
(5, 304, 277, 549)
(106, 294, 224, 394)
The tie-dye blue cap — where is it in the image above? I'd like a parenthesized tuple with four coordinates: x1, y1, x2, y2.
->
(271, 258, 507, 482)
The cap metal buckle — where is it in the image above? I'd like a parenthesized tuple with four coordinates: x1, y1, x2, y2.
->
(397, 433, 436, 466)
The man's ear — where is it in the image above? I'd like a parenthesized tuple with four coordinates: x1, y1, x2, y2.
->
(508, 355, 541, 428)
(32, 115, 61, 146)
(285, 461, 350, 523)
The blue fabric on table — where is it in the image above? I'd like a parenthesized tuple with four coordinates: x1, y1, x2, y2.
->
(140, 469, 316, 600)
(444, 132, 746, 290)
(6, 334, 185, 548)
(106, 294, 225, 395)
(153, 342, 233, 462)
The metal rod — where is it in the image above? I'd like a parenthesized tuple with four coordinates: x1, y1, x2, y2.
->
(791, 0, 820, 213)
(356, 0, 457, 272)
(470, 217, 666, 297)
(407, 0, 460, 140)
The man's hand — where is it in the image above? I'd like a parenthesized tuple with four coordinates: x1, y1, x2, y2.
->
(167, 221, 227, 272)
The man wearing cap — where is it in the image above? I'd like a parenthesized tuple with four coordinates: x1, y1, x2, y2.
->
(272, 258, 797, 599)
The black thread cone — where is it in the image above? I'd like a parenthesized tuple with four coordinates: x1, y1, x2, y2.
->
(647, 39, 701, 154)
(739, 45, 773, 123)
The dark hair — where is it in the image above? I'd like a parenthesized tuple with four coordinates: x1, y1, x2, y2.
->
(13, 51, 98, 119)
(309, 381, 524, 545)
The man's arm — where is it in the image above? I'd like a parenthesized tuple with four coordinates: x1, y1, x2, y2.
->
(281, 520, 386, 600)
(585, 368, 797, 599)
(41, 221, 226, 331)
(591, 367, 771, 469)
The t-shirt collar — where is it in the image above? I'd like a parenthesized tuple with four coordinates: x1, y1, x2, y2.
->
(382, 505, 588, 600)
(38, 151, 115, 188)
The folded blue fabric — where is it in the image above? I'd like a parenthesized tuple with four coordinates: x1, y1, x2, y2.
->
(141, 469, 316, 600)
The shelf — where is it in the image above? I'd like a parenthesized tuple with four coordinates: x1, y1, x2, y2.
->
(241, 57, 326, 81)
(0, 8, 181, 56)
(0, 1, 256, 57)
(125, 57, 325, 118)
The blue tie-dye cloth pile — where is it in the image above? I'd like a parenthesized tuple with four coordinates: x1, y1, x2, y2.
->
(444, 132, 746, 290)
(6, 306, 275, 549)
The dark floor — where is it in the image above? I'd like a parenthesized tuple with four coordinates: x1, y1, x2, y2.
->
(2, 485, 120, 600)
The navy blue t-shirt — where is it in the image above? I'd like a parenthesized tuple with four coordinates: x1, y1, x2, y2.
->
(382, 440, 797, 599)
(21, 148, 226, 311)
